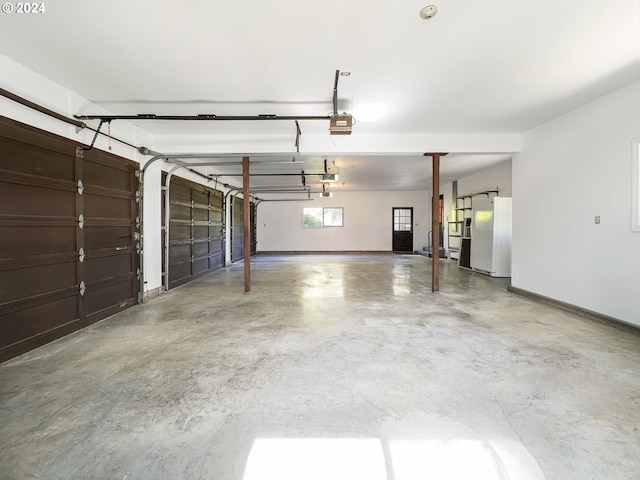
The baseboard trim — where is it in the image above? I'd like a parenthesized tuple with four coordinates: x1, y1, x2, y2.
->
(256, 251, 393, 256)
(507, 284, 640, 335)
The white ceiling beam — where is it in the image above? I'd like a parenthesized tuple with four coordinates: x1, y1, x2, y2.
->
(153, 133, 520, 155)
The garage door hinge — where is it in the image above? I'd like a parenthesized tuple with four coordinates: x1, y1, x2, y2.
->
(135, 191, 141, 203)
(77, 180, 84, 195)
(78, 248, 85, 263)
(135, 170, 141, 178)
(136, 268, 141, 280)
(79, 281, 86, 297)
(75, 146, 84, 159)
(78, 214, 84, 229)
(136, 216, 141, 228)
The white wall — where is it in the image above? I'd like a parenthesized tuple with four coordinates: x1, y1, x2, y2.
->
(512, 80, 640, 325)
(257, 190, 430, 252)
(458, 159, 512, 198)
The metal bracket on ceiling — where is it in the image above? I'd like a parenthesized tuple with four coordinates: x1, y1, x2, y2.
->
(295, 120, 301, 153)
(83, 119, 110, 151)
(333, 69, 340, 116)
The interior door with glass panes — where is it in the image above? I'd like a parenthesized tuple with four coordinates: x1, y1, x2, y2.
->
(392, 207, 413, 252)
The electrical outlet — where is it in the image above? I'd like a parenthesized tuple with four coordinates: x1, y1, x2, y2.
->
(594, 216, 601, 224)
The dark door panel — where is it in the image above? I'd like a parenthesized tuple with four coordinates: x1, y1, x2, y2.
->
(393, 231, 413, 252)
(170, 243, 191, 263)
(84, 161, 134, 192)
(170, 262, 192, 286)
(231, 196, 244, 262)
(0, 260, 77, 303)
(170, 224, 191, 242)
(84, 253, 135, 283)
(0, 224, 77, 258)
(193, 241, 210, 258)
(210, 252, 224, 269)
(193, 257, 210, 276)
(84, 278, 137, 320)
(84, 194, 133, 219)
(193, 225, 209, 239)
(0, 295, 80, 357)
(171, 204, 191, 221)
(0, 181, 76, 217)
(0, 136, 76, 180)
(84, 225, 133, 251)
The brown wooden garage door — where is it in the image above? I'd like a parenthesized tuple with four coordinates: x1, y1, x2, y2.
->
(231, 196, 244, 263)
(231, 196, 257, 262)
(166, 177, 224, 289)
(0, 117, 140, 362)
(250, 202, 257, 255)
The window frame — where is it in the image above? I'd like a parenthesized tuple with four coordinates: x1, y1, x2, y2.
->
(302, 207, 344, 228)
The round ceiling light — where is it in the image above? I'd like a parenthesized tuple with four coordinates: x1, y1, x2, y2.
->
(419, 5, 438, 19)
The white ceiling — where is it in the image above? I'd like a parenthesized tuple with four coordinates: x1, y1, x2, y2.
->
(0, 0, 638, 192)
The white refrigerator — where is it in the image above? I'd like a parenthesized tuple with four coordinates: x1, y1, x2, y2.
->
(470, 196, 512, 277)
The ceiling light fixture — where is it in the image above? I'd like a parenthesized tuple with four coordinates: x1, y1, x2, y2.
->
(320, 184, 333, 198)
(419, 5, 438, 19)
(320, 159, 339, 182)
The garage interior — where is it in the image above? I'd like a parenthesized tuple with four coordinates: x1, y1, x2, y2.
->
(1, 1, 640, 479)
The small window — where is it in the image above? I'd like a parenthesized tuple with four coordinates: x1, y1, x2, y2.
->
(633, 138, 640, 232)
(393, 208, 412, 231)
(303, 207, 343, 228)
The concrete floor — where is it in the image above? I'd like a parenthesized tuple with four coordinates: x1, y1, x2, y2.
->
(1, 254, 639, 480)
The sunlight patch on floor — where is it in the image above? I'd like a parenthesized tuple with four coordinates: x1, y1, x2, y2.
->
(243, 436, 546, 480)
(244, 438, 386, 480)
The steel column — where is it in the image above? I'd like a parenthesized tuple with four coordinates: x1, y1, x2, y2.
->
(424, 152, 448, 292)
